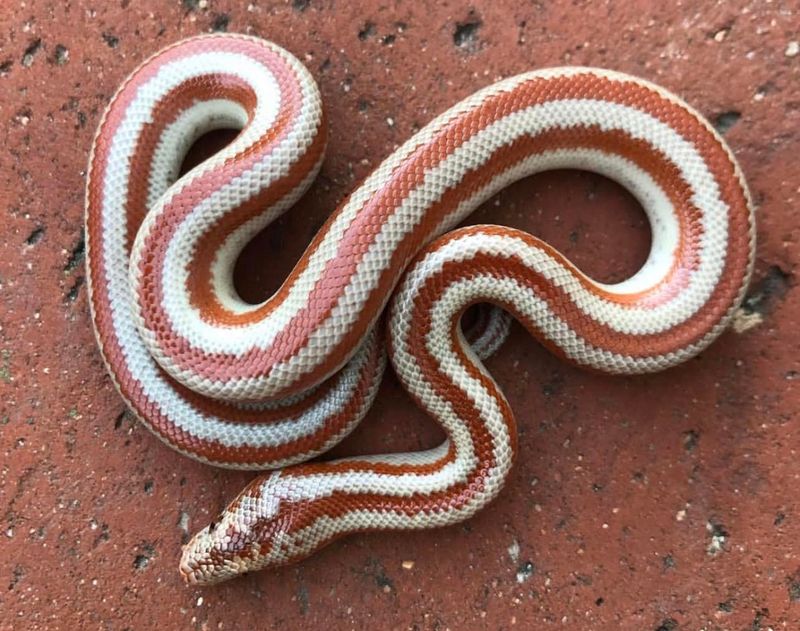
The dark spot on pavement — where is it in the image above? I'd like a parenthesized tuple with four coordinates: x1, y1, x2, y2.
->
(788, 568, 800, 602)
(358, 22, 376, 41)
(133, 542, 156, 570)
(210, 13, 230, 32)
(26, 227, 44, 246)
(683, 430, 699, 452)
(741, 265, 791, 316)
(654, 619, 678, 631)
(713, 111, 741, 134)
(64, 235, 85, 272)
(52, 44, 69, 65)
(22, 39, 42, 67)
(65, 276, 84, 303)
(102, 33, 119, 49)
(453, 12, 482, 50)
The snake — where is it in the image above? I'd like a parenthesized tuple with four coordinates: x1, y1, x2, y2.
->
(84, 34, 755, 585)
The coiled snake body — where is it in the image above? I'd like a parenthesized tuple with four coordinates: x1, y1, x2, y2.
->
(85, 34, 755, 585)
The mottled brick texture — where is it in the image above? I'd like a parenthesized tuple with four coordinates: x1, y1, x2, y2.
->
(1, 1, 798, 629)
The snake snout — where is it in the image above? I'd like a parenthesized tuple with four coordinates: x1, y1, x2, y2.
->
(179, 524, 220, 585)
(178, 557, 201, 585)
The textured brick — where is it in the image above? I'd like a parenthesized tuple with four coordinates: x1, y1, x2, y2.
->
(1, 0, 798, 629)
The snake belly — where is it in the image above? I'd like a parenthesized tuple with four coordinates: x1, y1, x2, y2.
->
(84, 34, 755, 585)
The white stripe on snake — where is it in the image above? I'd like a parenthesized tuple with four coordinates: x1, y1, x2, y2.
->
(84, 34, 755, 584)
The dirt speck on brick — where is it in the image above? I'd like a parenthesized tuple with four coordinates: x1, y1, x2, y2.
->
(65, 276, 84, 303)
(210, 13, 230, 32)
(358, 21, 376, 41)
(25, 227, 45, 246)
(133, 542, 156, 570)
(787, 568, 800, 602)
(741, 265, 791, 316)
(21, 39, 42, 67)
(706, 520, 730, 555)
(101, 32, 120, 49)
(63, 234, 85, 273)
(453, 11, 482, 51)
(51, 44, 69, 65)
(713, 111, 741, 134)
(682, 429, 699, 452)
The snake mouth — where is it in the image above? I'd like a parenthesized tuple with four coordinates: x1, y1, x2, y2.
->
(179, 553, 247, 586)
(179, 547, 206, 585)
(179, 526, 220, 585)
(179, 559, 201, 585)
(179, 525, 253, 586)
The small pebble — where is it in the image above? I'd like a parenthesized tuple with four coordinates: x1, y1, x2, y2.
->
(786, 41, 799, 57)
(401, 560, 415, 570)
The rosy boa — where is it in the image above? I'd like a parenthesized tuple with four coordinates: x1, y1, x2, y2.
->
(84, 34, 755, 584)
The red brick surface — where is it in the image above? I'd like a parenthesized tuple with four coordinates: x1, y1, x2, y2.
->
(2, 1, 799, 629)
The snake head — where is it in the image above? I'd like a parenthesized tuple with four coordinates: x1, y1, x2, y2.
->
(179, 472, 292, 585)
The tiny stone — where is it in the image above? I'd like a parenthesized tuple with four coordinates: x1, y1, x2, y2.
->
(210, 14, 229, 32)
(53, 44, 69, 65)
(401, 560, 414, 570)
(713, 29, 728, 42)
(102, 32, 119, 48)
(515, 561, 535, 583)
(676, 509, 687, 522)
(197, 596, 204, 606)
(178, 511, 190, 534)
(786, 41, 799, 57)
